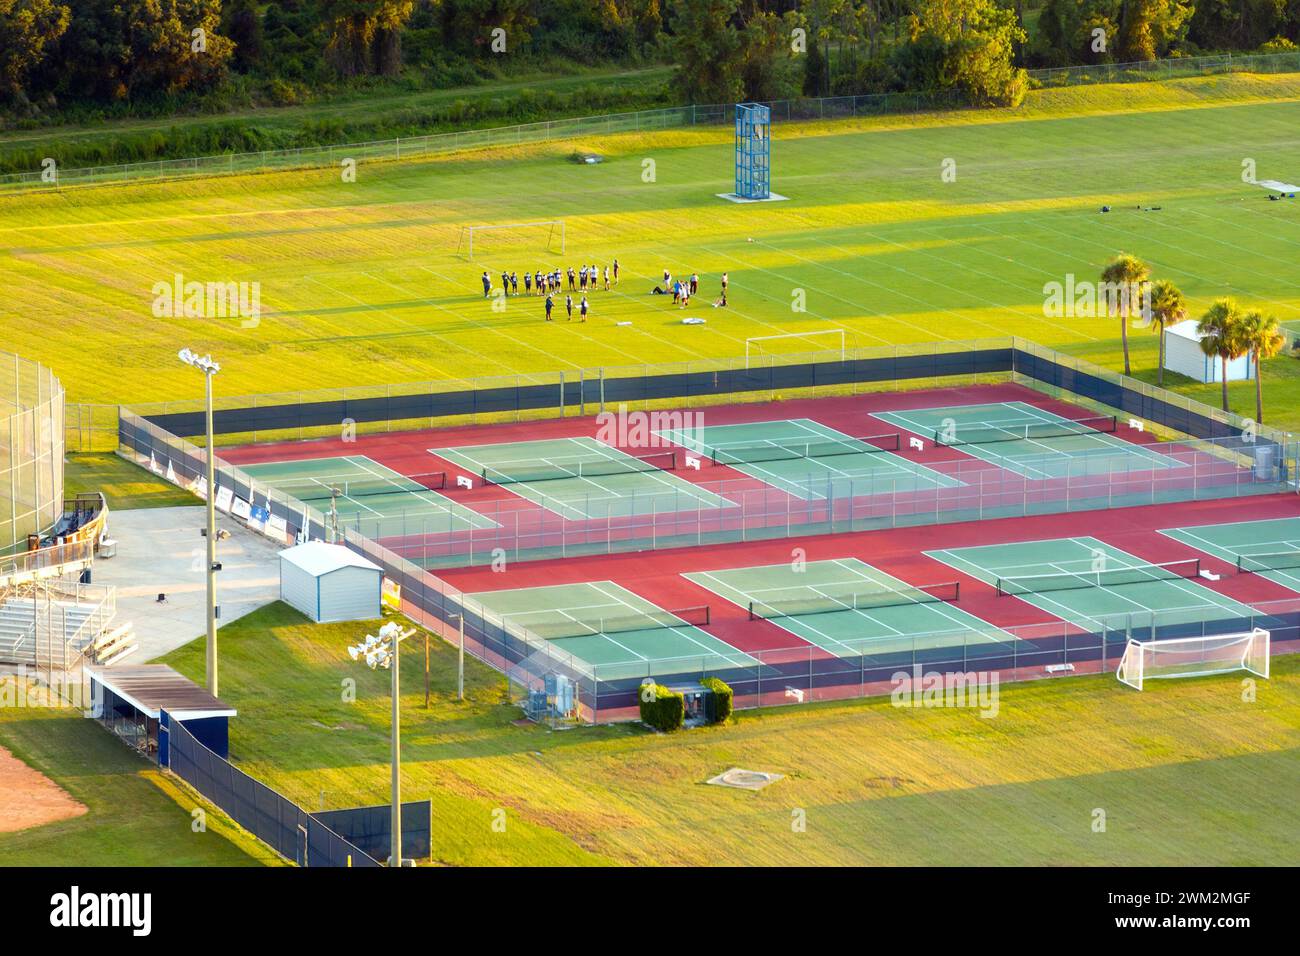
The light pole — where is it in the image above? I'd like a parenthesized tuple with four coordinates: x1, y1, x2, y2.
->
(179, 348, 221, 697)
(348, 621, 417, 867)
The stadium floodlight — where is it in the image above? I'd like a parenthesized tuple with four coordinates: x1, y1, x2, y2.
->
(1116, 628, 1270, 691)
(178, 347, 221, 697)
(346, 621, 417, 867)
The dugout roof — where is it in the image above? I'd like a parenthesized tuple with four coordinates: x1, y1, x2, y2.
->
(88, 665, 236, 721)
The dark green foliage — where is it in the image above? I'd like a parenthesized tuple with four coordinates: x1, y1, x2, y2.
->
(639, 684, 685, 732)
(802, 37, 829, 96)
(4, 0, 1295, 129)
(700, 677, 733, 724)
(224, 0, 265, 72)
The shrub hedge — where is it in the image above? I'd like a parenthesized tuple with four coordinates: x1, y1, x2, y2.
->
(700, 677, 733, 724)
(638, 683, 685, 732)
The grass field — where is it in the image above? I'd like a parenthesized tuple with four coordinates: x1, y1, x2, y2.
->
(160, 602, 1300, 866)
(0, 682, 278, 866)
(64, 453, 198, 510)
(4, 72, 1300, 430)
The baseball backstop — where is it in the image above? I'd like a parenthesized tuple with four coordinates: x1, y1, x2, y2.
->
(0, 351, 65, 555)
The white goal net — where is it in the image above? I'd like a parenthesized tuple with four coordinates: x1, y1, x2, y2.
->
(745, 329, 847, 368)
(457, 220, 565, 260)
(1116, 628, 1270, 690)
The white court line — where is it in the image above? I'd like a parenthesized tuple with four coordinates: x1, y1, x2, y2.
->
(457, 436, 728, 519)
(692, 562, 983, 657)
(664, 420, 955, 498)
(1162, 527, 1300, 588)
(933, 537, 1252, 622)
(586, 581, 753, 664)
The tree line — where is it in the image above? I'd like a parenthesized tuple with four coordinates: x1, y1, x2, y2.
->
(1, 0, 1297, 121)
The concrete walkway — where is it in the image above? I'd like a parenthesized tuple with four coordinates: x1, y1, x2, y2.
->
(90, 506, 282, 661)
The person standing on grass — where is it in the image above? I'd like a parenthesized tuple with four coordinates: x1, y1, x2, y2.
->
(565, 293, 574, 321)
(613, 258, 620, 284)
(568, 266, 576, 291)
(523, 270, 532, 295)
(510, 271, 519, 295)
(500, 270, 509, 296)
(603, 265, 610, 291)
(545, 293, 554, 321)
(534, 270, 543, 294)
(690, 273, 698, 296)
(580, 295, 589, 322)
(481, 271, 491, 297)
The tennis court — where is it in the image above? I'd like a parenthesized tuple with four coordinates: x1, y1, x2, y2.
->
(684, 557, 1017, 660)
(1160, 516, 1300, 593)
(926, 536, 1257, 629)
(467, 580, 758, 677)
(655, 418, 962, 500)
(873, 402, 1181, 479)
(238, 455, 497, 537)
(432, 436, 732, 521)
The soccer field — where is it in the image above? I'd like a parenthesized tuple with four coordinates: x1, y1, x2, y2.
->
(4, 74, 1300, 430)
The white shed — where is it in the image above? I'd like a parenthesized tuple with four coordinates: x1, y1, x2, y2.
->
(279, 542, 383, 623)
(1163, 319, 1255, 384)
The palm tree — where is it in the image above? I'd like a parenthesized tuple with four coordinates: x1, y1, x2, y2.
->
(1101, 253, 1150, 376)
(1145, 279, 1186, 388)
(1239, 310, 1286, 423)
(1197, 298, 1248, 412)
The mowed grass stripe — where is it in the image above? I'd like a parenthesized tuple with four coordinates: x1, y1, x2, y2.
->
(4, 77, 1299, 433)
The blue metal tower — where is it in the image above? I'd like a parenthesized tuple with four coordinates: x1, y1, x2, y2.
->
(734, 103, 771, 200)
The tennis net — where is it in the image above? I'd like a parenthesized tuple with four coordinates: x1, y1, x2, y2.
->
(748, 581, 960, 620)
(481, 451, 677, 485)
(935, 415, 1117, 446)
(519, 604, 711, 640)
(275, 471, 447, 501)
(996, 558, 1201, 596)
(709, 432, 901, 465)
(1236, 551, 1300, 573)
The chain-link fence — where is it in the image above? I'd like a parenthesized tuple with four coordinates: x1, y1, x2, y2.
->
(107, 337, 1299, 721)
(5, 51, 1297, 193)
(1029, 50, 1300, 88)
(0, 351, 65, 555)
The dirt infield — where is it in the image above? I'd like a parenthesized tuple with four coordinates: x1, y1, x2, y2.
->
(0, 744, 87, 833)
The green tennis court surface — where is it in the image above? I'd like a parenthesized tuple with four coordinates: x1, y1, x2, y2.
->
(927, 536, 1256, 629)
(433, 436, 732, 520)
(873, 402, 1180, 480)
(468, 581, 758, 678)
(1160, 517, 1300, 594)
(685, 558, 1016, 660)
(238, 455, 496, 536)
(655, 418, 962, 500)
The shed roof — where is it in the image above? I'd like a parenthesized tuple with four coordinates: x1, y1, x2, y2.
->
(1165, 319, 1208, 341)
(280, 541, 382, 577)
(89, 665, 236, 721)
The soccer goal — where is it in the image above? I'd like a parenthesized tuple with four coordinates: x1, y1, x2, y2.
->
(1116, 628, 1270, 691)
(745, 329, 847, 368)
(457, 220, 565, 261)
